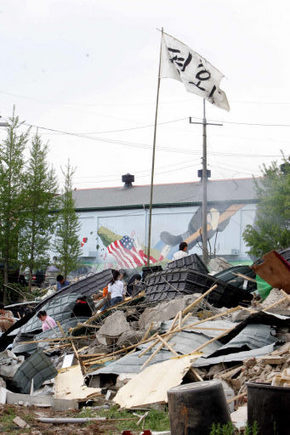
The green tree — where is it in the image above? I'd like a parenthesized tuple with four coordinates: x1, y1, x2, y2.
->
(0, 113, 29, 303)
(19, 132, 58, 290)
(243, 155, 290, 258)
(53, 161, 81, 278)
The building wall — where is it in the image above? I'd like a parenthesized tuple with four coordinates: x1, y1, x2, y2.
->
(77, 201, 257, 271)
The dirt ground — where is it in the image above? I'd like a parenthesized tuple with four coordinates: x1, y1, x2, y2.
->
(0, 405, 115, 434)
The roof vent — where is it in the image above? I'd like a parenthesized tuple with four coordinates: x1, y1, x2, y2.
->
(122, 173, 135, 188)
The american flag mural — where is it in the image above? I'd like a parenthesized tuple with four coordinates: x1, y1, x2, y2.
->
(107, 235, 162, 269)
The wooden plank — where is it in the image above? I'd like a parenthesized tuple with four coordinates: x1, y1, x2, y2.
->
(81, 306, 241, 363)
(18, 335, 89, 345)
(182, 284, 218, 316)
(54, 365, 101, 401)
(157, 334, 178, 356)
(114, 356, 196, 408)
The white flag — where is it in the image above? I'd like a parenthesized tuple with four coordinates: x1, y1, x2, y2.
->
(161, 32, 230, 111)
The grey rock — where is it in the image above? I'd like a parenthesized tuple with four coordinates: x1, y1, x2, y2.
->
(99, 311, 131, 338)
(117, 330, 144, 347)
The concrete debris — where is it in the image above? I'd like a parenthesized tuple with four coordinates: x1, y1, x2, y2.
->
(98, 310, 131, 338)
(271, 368, 290, 387)
(0, 349, 25, 379)
(117, 330, 145, 347)
(0, 249, 288, 426)
(208, 257, 231, 274)
(0, 377, 6, 388)
(138, 295, 198, 329)
(231, 405, 247, 430)
(261, 288, 290, 310)
(214, 342, 290, 395)
(230, 309, 252, 323)
(13, 415, 30, 428)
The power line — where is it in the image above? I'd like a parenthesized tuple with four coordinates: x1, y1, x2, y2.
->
(32, 117, 187, 136)
(0, 116, 283, 159)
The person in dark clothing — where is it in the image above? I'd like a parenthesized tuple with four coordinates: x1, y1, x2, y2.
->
(126, 274, 142, 296)
(56, 274, 70, 290)
(72, 296, 92, 318)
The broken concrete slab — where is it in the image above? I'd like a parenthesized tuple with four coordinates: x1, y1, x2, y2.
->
(139, 296, 197, 329)
(98, 311, 131, 338)
(6, 390, 53, 407)
(261, 288, 290, 310)
(13, 416, 30, 428)
(6, 389, 79, 410)
(208, 257, 231, 274)
(231, 309, 252, 323)
(231, 405, 247, 431)
(0, 387, 7, 404)
(0, 349, 25, 379)
(117, 330, 145, 347)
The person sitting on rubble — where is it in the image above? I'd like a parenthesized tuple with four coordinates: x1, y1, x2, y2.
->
(107, 270, 125, 307)
(0, 303, 15, 332)
(72, 296, 93, 318)
(56, 274, 70, 290)
(37, 310, 57, 332)
(172, 241, 189, 261)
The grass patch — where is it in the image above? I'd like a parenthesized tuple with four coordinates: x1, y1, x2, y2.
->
(79, 404, 170, 432)
(210, 422, 259, 435)
(0, 406, 31, 434)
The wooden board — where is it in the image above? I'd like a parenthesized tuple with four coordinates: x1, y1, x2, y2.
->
(54, 365, 101, 400)
(114, 355, 196, 409)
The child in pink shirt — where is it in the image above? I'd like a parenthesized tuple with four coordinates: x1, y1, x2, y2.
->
(37, 310, 57, 332)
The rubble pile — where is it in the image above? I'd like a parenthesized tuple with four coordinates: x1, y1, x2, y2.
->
(0, 249, 289, 432)
(215, 343, 290, 395)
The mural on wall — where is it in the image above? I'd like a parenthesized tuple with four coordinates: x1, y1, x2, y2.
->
(156, 203, 245, 260)
(92, 203, 248, 270)
(97, 226, 163, 269)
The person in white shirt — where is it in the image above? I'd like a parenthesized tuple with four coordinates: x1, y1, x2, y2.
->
(172, 242, 188, 261)
(108, 270, 125, 307)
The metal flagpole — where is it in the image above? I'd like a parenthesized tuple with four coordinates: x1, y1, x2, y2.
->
(147, 27, 163, 266)
(201, 98, 208, 264)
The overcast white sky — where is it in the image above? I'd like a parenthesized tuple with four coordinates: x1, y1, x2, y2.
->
(0, 0, 289, 189)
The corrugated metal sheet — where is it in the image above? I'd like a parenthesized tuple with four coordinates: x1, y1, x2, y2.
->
(13, 270, 112, 336)
(161, 319, 236, 338)
(12, 317, 89, 354)
(219, 311, 290, 346)
(210, 324, 277, 357)
(193, 343, 277, 367)
(87, 328, 222, 378)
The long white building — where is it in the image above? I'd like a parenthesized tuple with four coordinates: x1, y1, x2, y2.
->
(72, 176, 258, 271)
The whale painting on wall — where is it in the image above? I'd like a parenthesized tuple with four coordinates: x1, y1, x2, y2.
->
(91, 202, 249, 270)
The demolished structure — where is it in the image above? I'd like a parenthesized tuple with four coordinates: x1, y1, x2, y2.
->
(0, 249, 289, 433)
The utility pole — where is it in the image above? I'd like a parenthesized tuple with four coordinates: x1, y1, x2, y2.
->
(189, 100, 222, 264)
